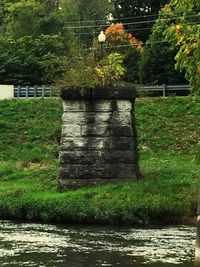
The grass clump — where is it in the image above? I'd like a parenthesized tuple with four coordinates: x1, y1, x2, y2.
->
(0, 96, 199, 225)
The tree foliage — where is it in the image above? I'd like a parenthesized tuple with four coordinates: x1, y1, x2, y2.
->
(92, 23, 143, 83)
(96, 53, 126, 86)
(124, 48, 143, 84)
(56, 53, 98, 90)
(57, 52, 126, 89)
(139, 6, 186, 85)
(0, 0, 7, 34)
(105, 23, 143, 83)
(60, 0, 113, 22)
(140, 0, 199, 91)
(105, 23, 143, 52)
(0, 0, 114, 85)
(112, 0, 168, 41)
(0, 35, 69, 85)
(4, 0, 65, 38)
(164, 0, 200, 95)
(59, 0, 114, 45)
(0, 0, 84, 85)
(1, 0, 198, 88)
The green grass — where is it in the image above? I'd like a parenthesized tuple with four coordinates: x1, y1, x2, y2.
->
(0, 96, 199, 226)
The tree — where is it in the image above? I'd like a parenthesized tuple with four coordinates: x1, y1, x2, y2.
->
(164, 0, 200, 95)
(60, 0, 114, 45)
(139, 6, 186, 85)
(105, 23, 143, 51)
(124, 48, 142, 84)
(0, 35, 69, 85)
(60, 0, 113, 22)
(0, 0, 13, 34)
(0, 0, 84, 85)
(111, 0, 168, 42)
(4, 0, 65, 38)
(103, 23, 143, 83)
(0, 0, 5, 32)
(5, 0, 45, 37)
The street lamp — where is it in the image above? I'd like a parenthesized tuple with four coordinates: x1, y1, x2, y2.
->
(98, 31, 106, 43)
(98, 31, 106, 58)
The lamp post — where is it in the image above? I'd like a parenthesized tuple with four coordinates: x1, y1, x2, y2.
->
(98, 31, 106, 59)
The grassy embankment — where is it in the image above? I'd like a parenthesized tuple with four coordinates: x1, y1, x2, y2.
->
(0, 97, 199, 226)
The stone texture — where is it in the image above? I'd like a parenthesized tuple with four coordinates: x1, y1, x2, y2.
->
(60, 86, 136, 100)
(59, 164, 137, 180)
(62, 100, 133, 112)
(58, 86, 138, 191)
(81, 125, 134, 137)
(59, 150, 136, 164)
(62, 112, 132, 125)
(60, 137, 135, 150)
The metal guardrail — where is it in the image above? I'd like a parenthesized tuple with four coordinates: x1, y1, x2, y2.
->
(14, 85, 58, 98)
(137, 84, 190, 97)
(13, 84, 190, 98)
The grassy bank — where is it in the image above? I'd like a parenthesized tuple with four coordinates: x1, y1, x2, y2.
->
(0, 97, 199, 226)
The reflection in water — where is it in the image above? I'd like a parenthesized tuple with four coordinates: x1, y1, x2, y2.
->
(0, 221, 195, 267)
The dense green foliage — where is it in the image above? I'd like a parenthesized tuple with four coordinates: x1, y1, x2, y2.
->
(139, 0, 200, 90)
(0, 97, 199, 225)
(112, 0, 168, 42)
(96, 53, 126, 86)
(0, 35, 71, 85)
(0, 0, 106, 85)
(124, 48, 141, 84)
(0, 0, 193, 87)
(139, 42, 186, 85)
(139, 14, 186, 85)
(1, 0, 63, 37)
(164, 0, 200, 95)
(60, 0, 113, 42)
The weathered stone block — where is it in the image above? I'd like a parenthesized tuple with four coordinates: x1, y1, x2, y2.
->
(81, 125, 134, 137)
(62, 111, 132, 125)
(60, 86, 136, 100)
(58, 86, 139, 191)
(59, 150, 136, 164)
(62, 100, 133, 112)
(61, 125, 82, 137)
(60, 137, 136, 150)
(59, 164, 137, 180)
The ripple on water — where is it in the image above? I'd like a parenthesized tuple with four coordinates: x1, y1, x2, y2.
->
(0, 221, 196, 266)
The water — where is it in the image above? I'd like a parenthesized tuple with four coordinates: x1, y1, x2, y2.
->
(0, 220, 196, 267)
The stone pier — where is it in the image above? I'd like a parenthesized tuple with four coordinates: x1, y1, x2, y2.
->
(58, 86, 139, 191)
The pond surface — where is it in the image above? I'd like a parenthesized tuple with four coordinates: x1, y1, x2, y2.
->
(0, 220, 196, 267)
